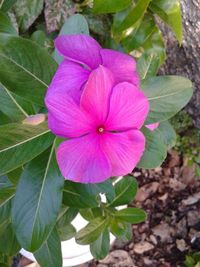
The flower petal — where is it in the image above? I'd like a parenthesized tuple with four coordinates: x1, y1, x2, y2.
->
(55, 34, 102, 69)
(57, 134, 111, 183)
(101, 49, 139, 86)
(45, 93, 93, 138)
(146, 122, 159, 131)
(46, 60, 90, 104)
(106, 82, 149, 131)
(101, 130, 145, 176)
(81, 65, 114, 124)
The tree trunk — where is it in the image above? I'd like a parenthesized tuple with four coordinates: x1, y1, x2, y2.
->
(159, 0, 200, 128)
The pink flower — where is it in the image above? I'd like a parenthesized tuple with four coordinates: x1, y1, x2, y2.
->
(45, 66, 149, 183)
(146, 122, 160, 131)
(46, 34, 139, 104)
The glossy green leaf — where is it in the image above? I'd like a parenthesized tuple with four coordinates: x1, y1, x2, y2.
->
(34, 227, 62, 267)
(122, 15, 156, 52)
(57, 206, 78, 225)
(31, 30, 47, 47)
(58, 223, 76, 241)
(54, 14, 89, 64)
(0, 186, 14, 228)
(108, 176, 137, 207)
(0, 175, 12, 188)
(0, 11, 17, 35)
(0, 253, 9, 267)
(114, 208, 147, 224)
(90, 229, 110, 260)
(80, 207, 102, 221)
(0, 84, 38, 121)
(0, 83, 28, 121)
(89, 179, 115, 203)
(0, 0, 17, 12)
(142, 76, 193, 124)
(0, 111, 10, 125)
(150, 0, 182, 43)
(112, 7, 130, 40)
(93, 0, 132, 14)
(7, 167, 22, 185)
(121, 223, 132, 241)
(158, 121, 176, 149)
(13, 0, 44, 32)
(57, 207, 77, 241)
(142, 25, 166, 67)
(63, 181, 99, 208)
(0, 122, 54, 175)
(0, 34, 57, 105)
(117, 0, 151, 32)
(0, 223, 20, 255)
(0, 186, 19, 256)
(12, 146, 64, 251)
(110, 219, 127, 237)
(137, 53, 160, 80)
(137, 127, 167, 169)
(110, 220, 132, 241)
(76, 217, 108, 245)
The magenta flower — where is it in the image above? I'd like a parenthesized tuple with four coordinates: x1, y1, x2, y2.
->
(46, 34, 139, 104)
(45, 66, 149, 183)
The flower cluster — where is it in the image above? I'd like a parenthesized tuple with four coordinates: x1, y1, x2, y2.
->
(45, 34, 150, 183)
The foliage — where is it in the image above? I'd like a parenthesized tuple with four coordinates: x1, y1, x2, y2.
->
(0, 0, 193, 266)
(185, 252, 200, 267)
(171, 111, 200, 177)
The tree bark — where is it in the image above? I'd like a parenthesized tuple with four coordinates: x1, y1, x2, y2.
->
(159, 0, 200, 128)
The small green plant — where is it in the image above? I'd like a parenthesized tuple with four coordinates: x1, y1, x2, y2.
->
(185, 252, 200, 267)
(171, 111, 200, 177)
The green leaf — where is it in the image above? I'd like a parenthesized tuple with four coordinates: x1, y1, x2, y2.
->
(0, 122, 54, 175)
(110, 219, 127, 237)
(142, 76, 193, 124)
(137, 127, 167, 169)
(63, 181, 99, 208)
(75, 217, 108, 245)
(0, 0, 17, 12)
(57, 206, 78, 224)
(34, 227, 62, 267)
(0, 11, 17, 35)
(7, 167, 22, 185)
(31, 30, 47, 47)
(149, 0, 182, 43)
(58, 223, 76, 241)
(117, 0, 152, 32)
(0, 83, 28, 121)
(158, 121, 176, 149)
(57, 207, 77, 241)
(112, 7, 130, 40)
(80, 207, 102, 221)
(90, 229, 110, 260)
(108, 176, 138, 207)
(13, 0, 44, 32)
(54, 14, 89, 64)
(12, 145, 64, 251)
(114, 208, 147, 224)
(137, 53, 160, 80)
(0, 34, 57, 106)
(121, 223, 132, 241)
(0, 223, 20, 255)
(93, 0, 132, 14)
(89, 179, 115, 203)
(0, 186, 15, 229)
(122, 15, 156, 52)
(142, 25, 166, 67)
(0, 186, 20, 256)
